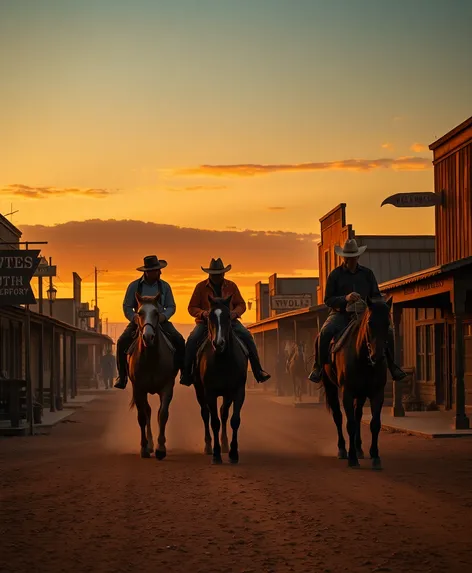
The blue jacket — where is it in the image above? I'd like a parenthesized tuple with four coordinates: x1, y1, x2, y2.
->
(122, 277, 176, 322)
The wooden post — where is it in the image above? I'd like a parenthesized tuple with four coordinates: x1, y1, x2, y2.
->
(72, 332, 77, 399)
(49, 325, 56, 412)
(62, 333, 67, 404)
(38, 322, 44, 405)
(392, 304, 405, 417)
(453, 280, 470, 430)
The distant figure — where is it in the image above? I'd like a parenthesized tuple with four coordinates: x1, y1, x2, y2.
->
(308, 239, 406, 383)
(100, 348, 115, 389)
(180, 257, 270, 386)
(114, 255, 185, 390)
(286, 341, 307, 401)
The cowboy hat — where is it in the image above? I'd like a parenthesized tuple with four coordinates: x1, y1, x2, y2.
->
(136, 255, 168, 272)
(334, 238, 367, 258)
(201, 257, 232, 274)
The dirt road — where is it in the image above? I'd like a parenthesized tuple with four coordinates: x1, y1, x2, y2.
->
(1, 386, 471, 573)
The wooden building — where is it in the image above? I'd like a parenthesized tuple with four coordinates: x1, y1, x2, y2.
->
(382, 115, 472, 429)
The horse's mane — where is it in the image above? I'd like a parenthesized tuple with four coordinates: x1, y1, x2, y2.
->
(355, 308, 371, 356)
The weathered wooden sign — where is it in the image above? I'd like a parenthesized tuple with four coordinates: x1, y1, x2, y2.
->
(271, 294, 312, 311)
(0, 250, 41, 305)
(381, 192, 441, 208)
(77, 309, 96, 319)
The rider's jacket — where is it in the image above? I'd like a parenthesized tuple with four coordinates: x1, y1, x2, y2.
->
(188, 278, 246, 324)
(122, 276, 176, 322)
(324, 264, 381, 314)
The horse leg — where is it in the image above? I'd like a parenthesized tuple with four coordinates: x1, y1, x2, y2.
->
(135, 392, 151, 458)
(195, 383, 212, 454)
(229, 385, 246, 464)
(355, 397, 366, 459)
(342, 389, 359, 468)
(324, 374, 346, 459)
(369, 391, 384, 470)
(145, 400, 154, 453)
(220, 396, 232, 454)
(207, 394, 222, 464)
(155, 384, 174, 460)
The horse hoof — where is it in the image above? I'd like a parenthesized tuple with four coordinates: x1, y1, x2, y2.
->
(229, 451, 239, 464)
(155, 449, 167, 461)
(338, 448, 348, 460)
(371, 457, 383, 471)
(212, 456, 223, 465)
(204, 444, 213, 455)
(357, 449, 365, 459)
(348, 459, 360, 468)
(141, 448, 151, 459)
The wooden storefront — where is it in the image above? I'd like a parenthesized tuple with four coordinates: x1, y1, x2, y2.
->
(383, 115, 472, 429)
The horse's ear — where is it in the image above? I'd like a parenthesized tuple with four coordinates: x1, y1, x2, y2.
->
(208, 295, 216, 306)
(135, 292, 143, 306)
(153, 292, 161, 306)
(386, 295, 393, 310)
(222, 294, 233, 307)
(366, 296, 372, 307)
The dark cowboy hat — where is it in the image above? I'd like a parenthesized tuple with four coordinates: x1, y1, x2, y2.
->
(136, 255, 168, 272)
(201, 257, 231, 274)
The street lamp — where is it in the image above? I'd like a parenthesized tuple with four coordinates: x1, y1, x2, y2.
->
(47, 284, 57, 318)
(46, 285, 57, 302)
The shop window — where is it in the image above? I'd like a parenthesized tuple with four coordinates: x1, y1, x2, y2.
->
(416, 326, 425, 381)
(426, 325, 435, 381)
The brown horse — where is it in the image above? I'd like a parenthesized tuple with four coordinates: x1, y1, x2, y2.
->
(127, 293, 178, 460)
(194, 295, 248, 464)
(322, 296, 392, 470)
(286, 341, 307, 401)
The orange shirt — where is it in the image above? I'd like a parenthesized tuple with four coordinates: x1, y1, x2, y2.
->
(188, 279, 246, 324)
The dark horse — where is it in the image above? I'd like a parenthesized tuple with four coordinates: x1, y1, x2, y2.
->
(322, 296, 392, 470)
(127, 293, 178, 460)
(194, 295, 248, 464)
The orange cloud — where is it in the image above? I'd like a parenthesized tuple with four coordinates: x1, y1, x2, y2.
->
(166, 185, 228, 192)
(410, 143, 427, 153)
(174, 157, 431, 177)
(21, 219, 319, 323)
(1, 184, 112, 199)
(267, 206, 286, 211)
(381, 143, 394, 151)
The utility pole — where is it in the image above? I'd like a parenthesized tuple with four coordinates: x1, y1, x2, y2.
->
(94, 266, 108, 331)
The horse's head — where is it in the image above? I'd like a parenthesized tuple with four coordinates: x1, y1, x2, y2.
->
(364, 295, 392, 365)
(135, 292, 161, 347)
(207, 294, 232, 354)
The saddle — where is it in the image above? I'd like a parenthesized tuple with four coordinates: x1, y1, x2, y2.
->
(126, 326, 175, 356)
(329, 319, 359, 356)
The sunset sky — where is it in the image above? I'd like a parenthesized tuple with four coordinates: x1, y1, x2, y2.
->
(1, 0, 472, 324)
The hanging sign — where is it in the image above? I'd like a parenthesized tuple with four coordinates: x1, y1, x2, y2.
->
(381, 192, 441, 208)
(0, 250, 41, 306)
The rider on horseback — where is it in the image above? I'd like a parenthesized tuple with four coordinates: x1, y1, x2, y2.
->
(114, 255, 186, 389)
(308, 239, 407, 384)
(180, 257, 271, 387)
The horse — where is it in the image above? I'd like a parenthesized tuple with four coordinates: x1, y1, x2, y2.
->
(193, 295, 248, 465)
(321, 296, 392, 470)
(286, 341, 307, 401)
(127, 292, 178, 460)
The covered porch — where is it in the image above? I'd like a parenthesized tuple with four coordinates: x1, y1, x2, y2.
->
(382, 257, 472, 430)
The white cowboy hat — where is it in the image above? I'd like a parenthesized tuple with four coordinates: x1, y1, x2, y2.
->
(334, 238, 367, 258)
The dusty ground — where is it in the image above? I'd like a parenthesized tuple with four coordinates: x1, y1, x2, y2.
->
(1, 386, 472, 573)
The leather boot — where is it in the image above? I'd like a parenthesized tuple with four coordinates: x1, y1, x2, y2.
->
(308, 364, 323, 383)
